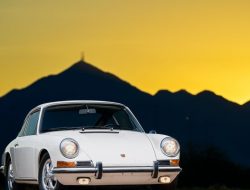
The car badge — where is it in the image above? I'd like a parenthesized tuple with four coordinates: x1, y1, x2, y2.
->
(120, 154, 126, 158)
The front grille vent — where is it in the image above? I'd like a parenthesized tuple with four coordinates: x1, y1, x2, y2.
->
(77, 161, 93, 167)
(158, 160, 170, 166)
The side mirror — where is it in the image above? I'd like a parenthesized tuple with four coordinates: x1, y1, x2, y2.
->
(149, 130, 157, 134)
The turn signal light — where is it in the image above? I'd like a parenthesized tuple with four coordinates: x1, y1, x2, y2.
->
(57, 161, 76, 168)
(170, 159, 179, 166)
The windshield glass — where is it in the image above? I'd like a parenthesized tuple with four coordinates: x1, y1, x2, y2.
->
(40, 104, 144, 132)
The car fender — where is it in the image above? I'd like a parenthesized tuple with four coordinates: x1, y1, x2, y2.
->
(147, 134, 180, 160)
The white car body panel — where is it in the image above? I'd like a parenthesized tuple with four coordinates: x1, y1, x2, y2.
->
(44, 130, 157, 167)
(1, 100, 181, 186)
(13, 136, 37, 179)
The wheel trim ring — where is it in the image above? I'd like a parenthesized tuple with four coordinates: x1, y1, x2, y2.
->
(42, 159, 57, 190)
(7, 162, 14, 190)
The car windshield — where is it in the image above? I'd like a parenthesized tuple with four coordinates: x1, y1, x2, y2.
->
(40, 104, 144, 133)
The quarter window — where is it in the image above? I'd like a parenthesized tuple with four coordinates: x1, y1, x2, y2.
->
(18, 111, 40, 137)
(26, 111, 40, 136)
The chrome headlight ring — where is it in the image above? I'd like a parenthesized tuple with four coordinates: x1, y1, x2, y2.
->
(60, 138, 79, 159)
(160, 137, 180, 157)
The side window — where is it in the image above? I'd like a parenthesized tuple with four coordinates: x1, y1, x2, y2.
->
(18, 118, 29, 137)
(25, 111, 40, 136)
(18, 111, 40, 137)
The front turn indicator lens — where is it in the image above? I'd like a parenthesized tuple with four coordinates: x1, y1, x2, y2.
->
(170, 159, 180, 166)
(57, 161, 76, 168)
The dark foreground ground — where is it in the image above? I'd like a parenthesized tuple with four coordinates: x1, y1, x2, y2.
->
(0, 185, 249, 190)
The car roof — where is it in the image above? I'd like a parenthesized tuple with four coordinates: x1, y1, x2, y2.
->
(35, 100, 126, 110)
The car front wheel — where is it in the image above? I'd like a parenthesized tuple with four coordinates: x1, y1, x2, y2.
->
(39, 153, 62, 190)
(5, 160, 21, 190)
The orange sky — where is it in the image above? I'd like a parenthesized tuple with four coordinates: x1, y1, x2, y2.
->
(1, 0, 250, 104)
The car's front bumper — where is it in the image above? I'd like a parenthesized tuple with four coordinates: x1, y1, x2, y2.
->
(52, 162, 182, 185)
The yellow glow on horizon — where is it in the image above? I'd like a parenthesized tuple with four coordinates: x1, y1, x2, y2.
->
(1, 0, 250, 104)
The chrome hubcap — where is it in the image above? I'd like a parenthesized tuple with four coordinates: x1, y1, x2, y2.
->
(7, 162, 14, 190)
(42, 159, 57, 190)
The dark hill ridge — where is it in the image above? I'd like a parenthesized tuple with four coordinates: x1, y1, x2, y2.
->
(0, 60, 250, 166)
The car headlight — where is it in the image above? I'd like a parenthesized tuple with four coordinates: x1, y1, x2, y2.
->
(161, 137, 180, 157)
(60, 138, 79, 159)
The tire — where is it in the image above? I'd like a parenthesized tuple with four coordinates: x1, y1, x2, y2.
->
(38, 153, 62, 190)
(4, 160, 21, 190)
(151, 177, 178, 190)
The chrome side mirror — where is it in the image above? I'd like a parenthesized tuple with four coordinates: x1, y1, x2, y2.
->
(149, 130, 157, 134)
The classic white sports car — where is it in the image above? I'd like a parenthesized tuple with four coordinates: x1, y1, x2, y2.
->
(1, 101, 181, 190)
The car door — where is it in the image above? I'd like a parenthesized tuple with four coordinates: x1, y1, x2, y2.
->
(13, 110, 40, 179)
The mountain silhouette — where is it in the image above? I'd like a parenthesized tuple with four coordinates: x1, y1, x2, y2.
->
(0, 60, 249, 166)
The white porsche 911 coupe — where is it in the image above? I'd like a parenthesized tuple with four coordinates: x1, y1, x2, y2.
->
(1, 101, 181, 190)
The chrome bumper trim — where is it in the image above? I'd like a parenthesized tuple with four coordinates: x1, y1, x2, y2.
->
(52, 165, 181, 175)
(95, 162, 103, 179)
(152, 161, 159, 178)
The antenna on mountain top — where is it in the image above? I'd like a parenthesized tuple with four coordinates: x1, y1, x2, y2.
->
(81, 52, 85, 61)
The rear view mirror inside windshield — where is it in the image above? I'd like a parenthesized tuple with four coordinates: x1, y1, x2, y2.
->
(79, 108, 96, 114)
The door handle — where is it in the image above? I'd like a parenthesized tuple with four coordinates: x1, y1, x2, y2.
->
(14, 143, 19, 147)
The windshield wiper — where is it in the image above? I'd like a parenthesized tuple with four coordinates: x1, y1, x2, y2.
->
(42, 127, 82, 132)
(82, 124, 120, 131)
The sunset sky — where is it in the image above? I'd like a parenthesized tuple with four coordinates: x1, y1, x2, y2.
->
(1, 0, 250, 104)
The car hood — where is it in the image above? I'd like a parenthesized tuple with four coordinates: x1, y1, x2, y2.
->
(46, 130, 157, 166)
